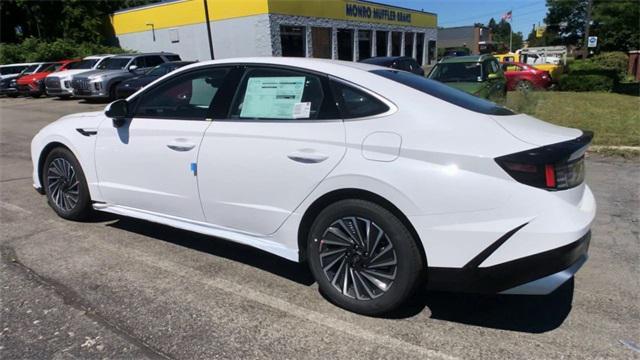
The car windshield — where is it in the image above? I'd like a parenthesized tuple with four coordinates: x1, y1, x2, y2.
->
(21, 64, 39, 74)
(146, 65, 172, 76)
(0, 66, 28, 75)
(429, 62, 482, 82)
(371, 69, 514, 116)
(66, 59, 99, 70)
(97, 57, 131, 70)
(42, 63, 63, 72)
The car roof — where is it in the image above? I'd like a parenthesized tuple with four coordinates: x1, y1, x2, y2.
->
(112, 52, 179, 58)
(83, 54, 114, 60)
(176, 57, 387, 75)
(439, 55, 495, 63)
(360, 56, 411, 65)
(0, 62, 41, 67)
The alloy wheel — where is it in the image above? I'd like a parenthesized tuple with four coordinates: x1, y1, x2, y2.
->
(318, 217, 398, 300)
(47, 158, 80, 212)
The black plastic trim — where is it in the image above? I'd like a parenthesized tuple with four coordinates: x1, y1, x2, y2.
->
(463, 223, 528, 269)
(427, 231, 591, 293)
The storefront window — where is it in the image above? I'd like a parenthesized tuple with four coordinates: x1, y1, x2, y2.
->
(404, 32, 414, 57)
(415, 33, 425, 65)
(391, 32, 402, 56)
(376, 31, 388, 57)
(337, 29, 353, 61)
(311, 27, 332, 59)
(280, 25, 306, 57)
(427, 40, 436, 65)
(358, 30, 372, 60)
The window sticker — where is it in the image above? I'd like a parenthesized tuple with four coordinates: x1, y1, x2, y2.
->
(292, 102, 311, 118)
(240, 76, 306, 119)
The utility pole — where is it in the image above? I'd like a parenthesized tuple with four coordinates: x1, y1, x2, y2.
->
(203, 0, 215, 60)
(583, 0, 593, 58)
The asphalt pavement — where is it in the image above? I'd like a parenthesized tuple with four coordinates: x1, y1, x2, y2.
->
(1, 97, 639, 359)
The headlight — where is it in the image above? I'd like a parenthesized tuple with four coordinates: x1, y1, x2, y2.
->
(89, 77, 103, 83)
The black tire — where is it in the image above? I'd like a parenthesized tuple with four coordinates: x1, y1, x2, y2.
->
(516, 80, 533, 93)
(43, 147, 92, 221)
(307, 199, 425, 315)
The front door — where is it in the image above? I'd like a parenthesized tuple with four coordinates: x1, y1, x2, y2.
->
(95, 67, 231, 221)
(197, 66, 346, 235)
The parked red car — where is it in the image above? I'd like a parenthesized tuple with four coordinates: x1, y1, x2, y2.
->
(16, 59, 79, 97)
(500, 62, 552, 92)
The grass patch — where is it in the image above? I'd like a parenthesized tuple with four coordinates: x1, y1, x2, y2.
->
(504, 91, 640, 147)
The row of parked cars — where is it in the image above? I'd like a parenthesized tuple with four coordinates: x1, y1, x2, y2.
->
(361, 54, 554, 101)
(0, 52, 194, 101)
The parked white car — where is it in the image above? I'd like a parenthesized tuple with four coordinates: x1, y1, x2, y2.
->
(0, 62, 40, 81)
(30, 57, 595, 315)
(44, 55, 113, 98)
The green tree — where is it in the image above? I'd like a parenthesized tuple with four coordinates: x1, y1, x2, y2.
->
(1, 0, 155, 45)
(591, 0, 640, 52)
(543, 0, 589, 47)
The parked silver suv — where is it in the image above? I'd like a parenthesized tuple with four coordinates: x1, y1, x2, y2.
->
(70, 52, 180, 100)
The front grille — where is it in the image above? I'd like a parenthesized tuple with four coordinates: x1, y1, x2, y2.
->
(45, 77, 61, 89)
(71, 78, 90, 90)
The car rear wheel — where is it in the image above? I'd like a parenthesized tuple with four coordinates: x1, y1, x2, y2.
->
(307, 199, 425, 315)
(516, 80, 533, 93)
(43, 147, 92, 221)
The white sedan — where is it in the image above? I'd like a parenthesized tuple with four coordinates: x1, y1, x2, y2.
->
(31, 57, 595, 315)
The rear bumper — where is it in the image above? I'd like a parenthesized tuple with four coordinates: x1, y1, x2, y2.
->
(427, 231, 590, 294)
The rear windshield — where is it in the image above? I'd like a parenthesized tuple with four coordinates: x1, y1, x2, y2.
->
(370, 69, 514, 116)
(97, 57, 131, 70)
(66, 59, 99, 70)
(429, 62, 482, 82)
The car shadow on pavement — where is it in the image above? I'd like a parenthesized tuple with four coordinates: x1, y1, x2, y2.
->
(103, 215, 573, 333)
(105, 216, 315, 286)
(387, 280, 574, 333)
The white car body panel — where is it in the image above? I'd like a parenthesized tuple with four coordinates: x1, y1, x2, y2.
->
(31, 57, 596, 296)
(198, 119, 346, 235)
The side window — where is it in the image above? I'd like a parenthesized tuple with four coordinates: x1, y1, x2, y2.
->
(145, 56, 164, 68)
(332, 81, 390, 119)
(165, 54, 181, 61)
(229, 67, 329, 120)
(133, 67, 229, 120)
(491, 60, 500, 74)
(133, 57, 146, 68)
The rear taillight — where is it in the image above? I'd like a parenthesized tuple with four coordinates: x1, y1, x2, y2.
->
(496, 131, 592, 191)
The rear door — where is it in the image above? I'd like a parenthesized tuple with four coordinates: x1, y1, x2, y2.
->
(197, 65, 346, 235)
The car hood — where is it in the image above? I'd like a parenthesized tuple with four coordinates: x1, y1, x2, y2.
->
(47, 69, 94, 79)
(491, 113, 582, 146)
(443, 81, 484, 94)
(120, 75, 159, 88)
(76, 69, 127, 80)
(18, 72, 49, 84)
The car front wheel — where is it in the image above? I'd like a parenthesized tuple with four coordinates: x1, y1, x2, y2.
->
(307, 199, 425, 315)
(43, 147, 92, 221)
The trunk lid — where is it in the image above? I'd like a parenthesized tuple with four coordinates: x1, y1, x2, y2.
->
(491, 113, 582, 146)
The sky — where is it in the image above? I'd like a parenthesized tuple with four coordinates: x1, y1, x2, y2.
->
(383, 0, 548, 35)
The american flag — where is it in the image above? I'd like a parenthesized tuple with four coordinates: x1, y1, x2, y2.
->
(502, 10, 512, 21)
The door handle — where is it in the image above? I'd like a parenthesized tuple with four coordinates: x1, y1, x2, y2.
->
(287, 150, 329, 164)
(167, 139, 196, 152)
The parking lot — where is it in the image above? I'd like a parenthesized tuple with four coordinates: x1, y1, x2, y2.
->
(1, 97, 638, 359)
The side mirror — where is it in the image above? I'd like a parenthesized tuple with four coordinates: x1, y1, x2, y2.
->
(105, 99, 129, 128)
(487, 73, 499, 80)
(128, 65, 138, 72)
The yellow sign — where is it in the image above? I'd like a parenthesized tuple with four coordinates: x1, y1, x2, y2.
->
(112, 0, 437, 35)
(536, 26, 546, 38)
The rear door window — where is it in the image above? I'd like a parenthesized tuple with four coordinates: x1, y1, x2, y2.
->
(229, 67, 337, 120)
